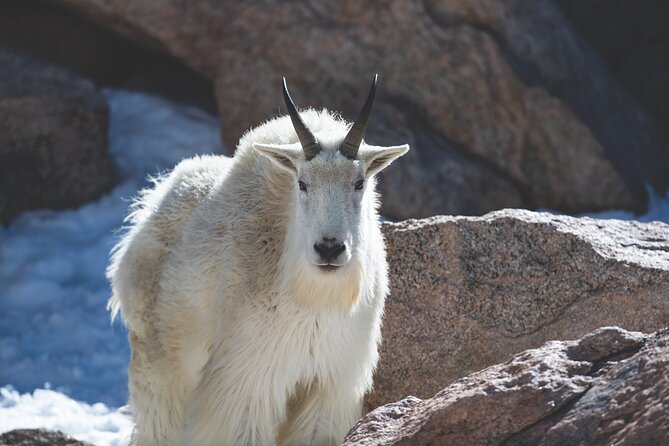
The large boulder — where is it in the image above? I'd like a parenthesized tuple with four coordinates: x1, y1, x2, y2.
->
(0, 49, 115, 224)
(344, 326, 669, 446)
(368, 209, 669, 409)
(55, 0, 667, 218)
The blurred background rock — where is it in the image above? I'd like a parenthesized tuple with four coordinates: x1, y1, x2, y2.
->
(1, 0, 668, 223)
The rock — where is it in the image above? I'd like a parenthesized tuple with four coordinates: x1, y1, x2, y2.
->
(368, 209, 669, 410)
(0, 429, 93, 446)
(344, 326, 668, 446)
(54, 0, 666, 217)
(0, 49, 115, 224)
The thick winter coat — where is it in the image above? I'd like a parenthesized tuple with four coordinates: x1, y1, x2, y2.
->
(108, 91, 408, 445)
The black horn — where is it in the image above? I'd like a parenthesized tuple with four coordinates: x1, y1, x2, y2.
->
(282, 77, 320, 160)
(340, 74, 378, 160)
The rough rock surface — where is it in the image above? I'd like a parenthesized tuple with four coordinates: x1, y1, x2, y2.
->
(369, 209, 669, 410)
(344, 326, 669, 446)
(0, 49, 115, 224)
(55, 0, 667, 217)
(0, 429, 92, 446)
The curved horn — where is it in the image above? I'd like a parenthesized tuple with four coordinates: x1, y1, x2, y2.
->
(282, 77, 320, 160)
(340, 74, 378, 160)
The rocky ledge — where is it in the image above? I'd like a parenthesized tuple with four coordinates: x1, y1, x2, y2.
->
(344, 326, 669, 445)
(373, 209, 669, 409)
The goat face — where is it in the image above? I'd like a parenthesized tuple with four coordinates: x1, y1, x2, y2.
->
(254, 75, 408, 273)
(254, 139, 408, 273)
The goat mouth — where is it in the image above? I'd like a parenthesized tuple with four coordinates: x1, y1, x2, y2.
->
(317, 264, 341, 272)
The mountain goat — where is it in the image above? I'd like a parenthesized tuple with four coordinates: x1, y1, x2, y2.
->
(107, 75, 409, 445)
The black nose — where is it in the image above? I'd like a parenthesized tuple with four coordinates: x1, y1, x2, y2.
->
(314, 238, 346, 263)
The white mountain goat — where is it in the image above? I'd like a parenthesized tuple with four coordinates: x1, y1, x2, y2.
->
(107, 75, 409, 445)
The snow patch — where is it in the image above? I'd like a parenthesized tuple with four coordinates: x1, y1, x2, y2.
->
(0, 386, 132, 446)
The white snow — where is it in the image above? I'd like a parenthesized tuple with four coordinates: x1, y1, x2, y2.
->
(0, 89, 225, 445)
(0, 386, 132, 446)
(1, 86, 668, 446)
(583, 187, 669, 224)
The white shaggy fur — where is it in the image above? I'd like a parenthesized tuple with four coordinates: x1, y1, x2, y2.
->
(107, 109, 408, 445)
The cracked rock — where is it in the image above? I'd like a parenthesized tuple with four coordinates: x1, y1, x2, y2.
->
(345, 326, 667, 446)
(370, 210, 669, 410)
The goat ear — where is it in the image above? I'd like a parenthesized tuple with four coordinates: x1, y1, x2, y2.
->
(253, 143, 302, 174)
(360, 144, 410, 178)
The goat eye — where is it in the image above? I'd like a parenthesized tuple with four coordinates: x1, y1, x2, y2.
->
(298, 180, 307, 191)
(355, 179, 364, 191)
